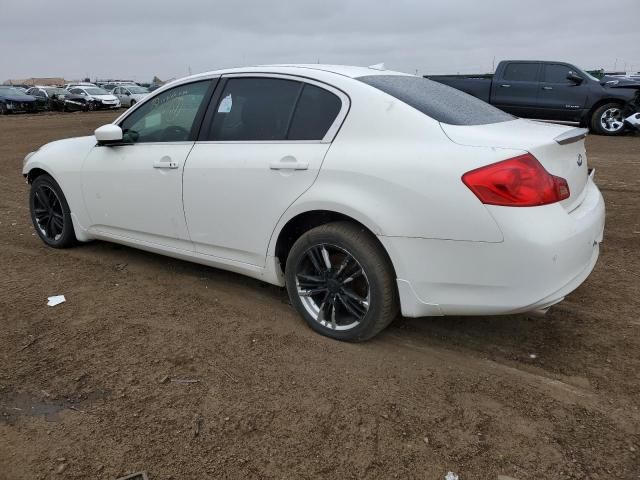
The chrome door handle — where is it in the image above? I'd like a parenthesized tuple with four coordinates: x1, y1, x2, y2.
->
(500, 84, 511, 88)
(270, 156, 309, 171)
(542, 86, 553, 90)
(153, 157, 178, 169)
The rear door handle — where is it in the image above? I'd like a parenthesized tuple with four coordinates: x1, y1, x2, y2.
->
(153, 156, 179, 169)
(542, 86, 553, 90)
(500, 84, 511, 88)
(270, 156, 309, 171)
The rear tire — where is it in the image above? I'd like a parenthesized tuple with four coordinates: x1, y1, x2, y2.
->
(29, 174, 76, 249)
(285, 221, 399, 342)
(0, 103, 7, 115)
(591, 103, 626, 136)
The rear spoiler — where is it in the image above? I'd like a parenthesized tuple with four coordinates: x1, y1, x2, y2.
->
(554, 127, 588, 145)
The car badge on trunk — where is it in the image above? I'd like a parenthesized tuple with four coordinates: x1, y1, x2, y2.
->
(577, 154, 583, 167)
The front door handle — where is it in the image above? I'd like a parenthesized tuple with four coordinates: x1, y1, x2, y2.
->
(153, 156, 179, 169)
(500, 84, 511, 88)
(542, 86, 553, 90)
(270, 156, 309, 171)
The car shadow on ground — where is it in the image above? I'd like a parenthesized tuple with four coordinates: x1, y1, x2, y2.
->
(68, 239, 581, 373)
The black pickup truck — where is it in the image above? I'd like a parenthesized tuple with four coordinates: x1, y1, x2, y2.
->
(427, 60, 640, 135)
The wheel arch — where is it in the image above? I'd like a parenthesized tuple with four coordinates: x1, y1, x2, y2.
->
(272, 209, 397, 280)
(583, 98, 626, 127)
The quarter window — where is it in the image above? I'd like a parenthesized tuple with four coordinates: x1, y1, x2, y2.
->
(119, 80, 211, 143)
(288, 84, 342, 140)
(503, 63, 540, 82)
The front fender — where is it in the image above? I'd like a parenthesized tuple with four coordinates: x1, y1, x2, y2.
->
(23, 136, 96, 240)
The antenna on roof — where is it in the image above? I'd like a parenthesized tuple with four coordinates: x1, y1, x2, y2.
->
(368, 63, 385, 71)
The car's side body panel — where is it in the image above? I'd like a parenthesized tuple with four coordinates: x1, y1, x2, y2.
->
(22, 64, 606, 320)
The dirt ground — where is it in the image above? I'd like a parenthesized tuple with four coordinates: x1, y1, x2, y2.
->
(0, 111, 638, 480)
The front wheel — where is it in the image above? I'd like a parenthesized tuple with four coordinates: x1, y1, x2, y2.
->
(591, 103, 626, 136)
(29, 174, 76, 248)
(285, 222, 399, 342)
(0, 103, 7, 115)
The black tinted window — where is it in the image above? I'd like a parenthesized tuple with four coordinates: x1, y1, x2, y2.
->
(288, 84, 342, 140)
(357, 75, 513, 126)
(543, 64, 573, 84)
(503, 63, 539, 82)
(119, 80, 210, 143)
(209, 78, 302, 141)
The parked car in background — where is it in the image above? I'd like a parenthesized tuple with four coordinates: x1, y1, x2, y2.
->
(427, 60, 640, 136)
(26, 86, 70, 111)
(112, 85, 150, 107)
(63, 82, 97, 90)
(26, 86, 92, 112)
(23, 65, 604, 342)
(0, 86, 37, 114)
(101, 81, 138, 92)
(68, 86, 120, 110)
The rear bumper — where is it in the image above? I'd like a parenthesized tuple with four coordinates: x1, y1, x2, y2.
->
(380, 177, 605, 318)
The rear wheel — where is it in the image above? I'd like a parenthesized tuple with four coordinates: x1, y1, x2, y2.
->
(591, 103, 626, 136)
(0, 103, 7, 115)
(285, 222, 398, 342)
(29, 174, 76, 248)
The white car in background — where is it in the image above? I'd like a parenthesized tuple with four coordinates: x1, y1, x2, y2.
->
(112, 85, 150, 107)
(22, 65, 605, 341)
(67, 86, 120, 110)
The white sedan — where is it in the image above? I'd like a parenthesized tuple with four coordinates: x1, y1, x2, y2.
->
(23, 65, 605, 341)
(112, 85, 150, 108)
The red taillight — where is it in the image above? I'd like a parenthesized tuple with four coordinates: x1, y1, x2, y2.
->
(462, 153, 570, 207)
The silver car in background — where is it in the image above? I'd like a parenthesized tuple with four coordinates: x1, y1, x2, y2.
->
(113, 85, 150, 107)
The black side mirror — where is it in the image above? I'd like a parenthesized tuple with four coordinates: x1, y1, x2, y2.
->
(567, 71, 584, 84)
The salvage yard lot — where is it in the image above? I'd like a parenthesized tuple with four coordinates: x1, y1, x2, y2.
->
(0, 112, 639, 479)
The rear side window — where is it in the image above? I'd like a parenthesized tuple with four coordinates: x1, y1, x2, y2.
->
(543, 64, 573, 84)
(357, 75, 513, 126)
(209, 78, 301, 141)
(288, 84, 342, 140)
(503, 63, 540, 82)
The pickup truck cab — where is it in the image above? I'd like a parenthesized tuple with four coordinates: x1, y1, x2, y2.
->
(427, 60, 640, 135)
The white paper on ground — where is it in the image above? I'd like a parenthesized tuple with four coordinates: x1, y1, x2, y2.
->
(47, 295, 66, 307)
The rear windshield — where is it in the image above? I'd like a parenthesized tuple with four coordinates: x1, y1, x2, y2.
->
(357, 75, 514, 126)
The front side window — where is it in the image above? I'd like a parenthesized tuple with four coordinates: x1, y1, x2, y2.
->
(208, 77, 302, 141)
(503, 63, 540, 82)
(119, 80, 211, 143)
(543, 64, 574, 84)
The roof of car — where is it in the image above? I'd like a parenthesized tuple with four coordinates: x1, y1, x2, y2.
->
(187, 64, 411, 81)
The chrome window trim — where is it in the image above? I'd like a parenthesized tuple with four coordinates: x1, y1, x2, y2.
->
(205, 72, 350, 145)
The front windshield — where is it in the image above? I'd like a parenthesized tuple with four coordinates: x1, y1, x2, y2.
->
(575, 66, 598, 82)
(128, 86, 149, 94)
(45, 88, 69, 96)
(85, 88, 109, 95)
(0, 86, 26, 96)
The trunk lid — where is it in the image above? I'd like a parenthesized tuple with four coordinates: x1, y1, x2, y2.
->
(441, 119, 589, 211)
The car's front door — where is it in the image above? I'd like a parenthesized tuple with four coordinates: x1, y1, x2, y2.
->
(183, 75, 348, 266)
(81, 79, 215, 250)
(537, 63, 588, 122)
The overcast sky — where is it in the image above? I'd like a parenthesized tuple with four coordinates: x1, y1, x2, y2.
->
(2, 0, 638, 83)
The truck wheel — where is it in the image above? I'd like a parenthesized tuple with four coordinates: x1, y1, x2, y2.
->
(591, 103, 626, 136)
(285, 221, 399, 342)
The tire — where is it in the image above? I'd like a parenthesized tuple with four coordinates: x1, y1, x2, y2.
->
(0, 103, 7, 115)
(285, 221, 399, 342)
(29, 174, 76, 249)
(130, 100, 136, 107)
(590, 103, 626, 136)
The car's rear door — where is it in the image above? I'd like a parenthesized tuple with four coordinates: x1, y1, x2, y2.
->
(491, 62, 542, 117)
(183, 74, 348, 266)
(81, 79, 215, 250)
